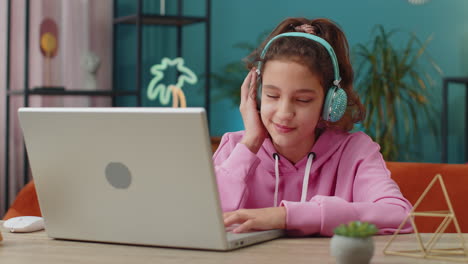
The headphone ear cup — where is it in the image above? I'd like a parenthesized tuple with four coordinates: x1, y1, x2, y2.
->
(322, 86, 347, 122)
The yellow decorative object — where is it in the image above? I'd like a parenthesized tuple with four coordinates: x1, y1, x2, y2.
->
(40, 32, 57, 57)
(383, 174, 468, 262)
(170, 85, 186, 108)
(147, 57, 197, 107)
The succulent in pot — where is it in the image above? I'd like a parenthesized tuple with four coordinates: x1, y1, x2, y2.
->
(330, 221, 378, 264)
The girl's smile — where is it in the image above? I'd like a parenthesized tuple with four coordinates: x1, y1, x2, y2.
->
(273, 123, 295, 133)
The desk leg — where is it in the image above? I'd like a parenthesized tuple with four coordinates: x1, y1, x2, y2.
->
(442, 80, 448, 163)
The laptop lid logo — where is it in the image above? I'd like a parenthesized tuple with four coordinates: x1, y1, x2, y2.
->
(105, 162, 132, 189)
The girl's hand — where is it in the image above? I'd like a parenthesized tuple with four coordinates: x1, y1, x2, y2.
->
(223, 207, 286, 233)
(239, 68, 268, 153)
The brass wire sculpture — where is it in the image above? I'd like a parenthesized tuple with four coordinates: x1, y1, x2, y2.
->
(383, 174, 468, 262)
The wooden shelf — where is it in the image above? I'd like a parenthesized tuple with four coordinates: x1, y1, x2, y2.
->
(8, 89, 139, 97)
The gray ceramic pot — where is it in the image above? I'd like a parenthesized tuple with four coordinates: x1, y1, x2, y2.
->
(330, 235, 374, 264)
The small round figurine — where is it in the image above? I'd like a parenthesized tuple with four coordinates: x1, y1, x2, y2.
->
(330, 221, 378, 264)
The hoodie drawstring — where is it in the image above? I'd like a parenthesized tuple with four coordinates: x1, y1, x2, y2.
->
(273, 152, 315, 206)
(301, 152, 316, 202)
(273, 153, 280, 207)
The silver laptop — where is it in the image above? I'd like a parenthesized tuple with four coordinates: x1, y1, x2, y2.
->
(18, 107, 284, 251)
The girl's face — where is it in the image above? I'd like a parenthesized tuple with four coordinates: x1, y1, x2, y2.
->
(260, 59, 324, 151)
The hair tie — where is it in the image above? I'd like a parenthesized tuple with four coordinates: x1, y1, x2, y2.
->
(294, 24, 316, 34)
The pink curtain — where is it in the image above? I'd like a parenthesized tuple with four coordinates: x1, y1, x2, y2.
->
(0, 0, 113, 216)
(0, 0, 7, 218)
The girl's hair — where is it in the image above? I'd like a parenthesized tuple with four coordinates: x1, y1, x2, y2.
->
(245, 17, 365, 132)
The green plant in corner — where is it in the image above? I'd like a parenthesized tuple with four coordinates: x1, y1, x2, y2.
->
(353, 25, 442, 161)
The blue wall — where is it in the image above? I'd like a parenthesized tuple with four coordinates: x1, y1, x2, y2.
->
(115, 0, 468, 163)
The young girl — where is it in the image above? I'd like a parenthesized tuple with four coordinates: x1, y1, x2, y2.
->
(213, 17, 413, 236)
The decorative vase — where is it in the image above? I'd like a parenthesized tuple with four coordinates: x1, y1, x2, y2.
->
(80, 51, 100, 90)
(330, 235, 374, 264)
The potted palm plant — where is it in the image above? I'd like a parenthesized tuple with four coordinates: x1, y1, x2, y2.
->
(330, 221, 378, 264)
(353, 25, 442, 161)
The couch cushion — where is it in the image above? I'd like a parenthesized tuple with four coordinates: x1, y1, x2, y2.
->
(387, 162, 468, 233)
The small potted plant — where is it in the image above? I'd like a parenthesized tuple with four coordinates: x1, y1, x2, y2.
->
(330, 221, 378, 264)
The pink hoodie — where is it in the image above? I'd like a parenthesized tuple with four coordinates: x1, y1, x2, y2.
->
(213, 129, 413, 236)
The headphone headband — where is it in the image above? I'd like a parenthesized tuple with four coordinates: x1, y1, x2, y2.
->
(258, 32, 341, 86)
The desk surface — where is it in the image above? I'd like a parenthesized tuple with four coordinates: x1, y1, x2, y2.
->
(1, 224, 467, 264)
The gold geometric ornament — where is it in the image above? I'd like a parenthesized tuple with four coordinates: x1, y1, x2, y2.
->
(383, 174, 468, 262)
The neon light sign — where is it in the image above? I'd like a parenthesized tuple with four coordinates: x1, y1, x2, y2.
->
(147, 57, 197, 107)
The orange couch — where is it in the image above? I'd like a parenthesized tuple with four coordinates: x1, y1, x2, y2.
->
(3, 181, 41, 220)
(386, 162, 468, 233)
(4, 161, 468, 233)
